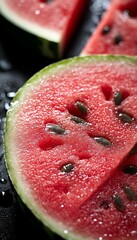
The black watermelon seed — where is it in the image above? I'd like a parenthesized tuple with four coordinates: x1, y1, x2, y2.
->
(118, 112, 134, 123)
(0, 189, 13, 207)
(40, 0, 52, 2)
(71, 116, 85, 124)
(75, 101, 88, 115)
(46, 123, 67, 135)
(112, 194, 125, 212)
(113, 35, 123, 45)
(128, 143, 137, 156)
(123, 165, 137, 175)
(114, 91, 123, 106)
(102, 25, 111, 35)
(61, 163, 74, 173)
(100, 201, 109, 210)
(123, 185, 137, 201)
(94, 137, 111, 147)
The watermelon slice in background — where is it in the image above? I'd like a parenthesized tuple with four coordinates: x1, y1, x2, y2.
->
(4, 55, 137, 240)
(0, 0, 87, 59)
(81, 0, 137, 56)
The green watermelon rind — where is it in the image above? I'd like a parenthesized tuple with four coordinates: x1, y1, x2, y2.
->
(4, 55, 137, 240)
(0, 0, 61, 59)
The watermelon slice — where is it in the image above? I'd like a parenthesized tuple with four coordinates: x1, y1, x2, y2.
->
(81, 0, 137, 56)
(0, 0, 86, 59)
(4, 55, 137, 240)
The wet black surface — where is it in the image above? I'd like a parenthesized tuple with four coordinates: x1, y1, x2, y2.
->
(0, 0, 110, 239)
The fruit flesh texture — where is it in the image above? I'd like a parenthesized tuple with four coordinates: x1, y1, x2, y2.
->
(5, 57, 137, 239)
(81, 0, 137, 56)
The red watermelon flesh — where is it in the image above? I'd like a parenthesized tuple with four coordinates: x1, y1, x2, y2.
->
(81, 0, 137, 56)
(72, 152, 137, 240)
(4, 56, 137, 240)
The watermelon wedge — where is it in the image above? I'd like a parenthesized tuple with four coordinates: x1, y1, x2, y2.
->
(81, 0, 137, 56)
(0, 0, 86, 59)
(4, 55, 137, 240)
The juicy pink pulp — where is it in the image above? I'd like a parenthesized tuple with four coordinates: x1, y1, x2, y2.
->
(81, 0, 137, 56)
(12, 60, 137, 239)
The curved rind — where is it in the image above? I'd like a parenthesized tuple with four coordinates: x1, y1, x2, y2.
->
(4, 55, 137, 240)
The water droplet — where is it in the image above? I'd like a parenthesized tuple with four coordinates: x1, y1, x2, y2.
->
(64, 230, 68, 234)
(35, 9, 41, 15)
(93, 218, 97, 222)
(0, 59, 13, 72)
(6, 91, 16, 99)
(4, 102, 10, 112)
(0, 189, 13, 207)
(130, 230, 137, 235)
(0, 178, 7, 184)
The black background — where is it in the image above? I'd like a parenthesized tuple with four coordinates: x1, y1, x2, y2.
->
(0, 1, 110, 239)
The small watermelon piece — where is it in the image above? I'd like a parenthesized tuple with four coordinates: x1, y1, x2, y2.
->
(0, 0, 86, 59)
(4, 55, 137, 240)
(81, 0, 137, 56)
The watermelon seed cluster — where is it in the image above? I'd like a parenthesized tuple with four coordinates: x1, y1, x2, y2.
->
(101, 6, 137, 49)
(100, 143, 137, 213)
